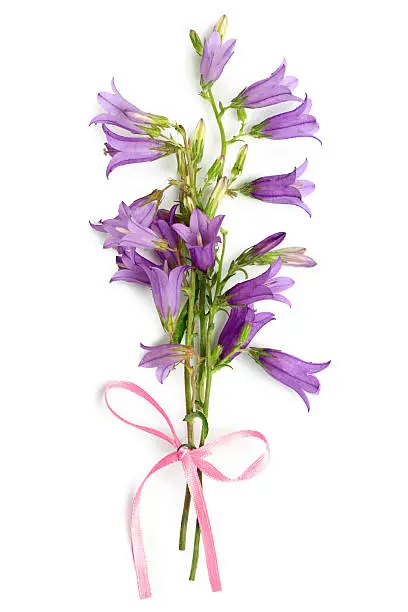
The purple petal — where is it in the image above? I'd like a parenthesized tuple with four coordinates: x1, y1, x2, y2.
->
(172, 222, 195, 245)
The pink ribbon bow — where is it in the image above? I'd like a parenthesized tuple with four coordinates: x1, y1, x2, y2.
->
(104, 380, 270, 599)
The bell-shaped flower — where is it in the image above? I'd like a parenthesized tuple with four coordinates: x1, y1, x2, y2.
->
(200, 28, 236, 84)
(218, 305, 275, 361)
(90, 78, 169, 134)
(172, 208, 224, 272)
(139, 343, 194, 384)
(249, 348, 330, 411)
(272, 247, 316, 268)
(225, 258, 294, 307)
(91, 200, 166, 250)
(250, 96, 320, 141)
(237, 232, 316, 268)
(239, 160, 315, 216)
(151, 205, 180, 268)
(91, 196, 156, 245)
(141, 264, 189, 334)
(110, 250, 160, 286)
(231, 60, 300, 109)
(103, 125, 175, 177)
(239, 232, 286, 263)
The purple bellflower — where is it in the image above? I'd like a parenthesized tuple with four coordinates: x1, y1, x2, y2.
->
(103, 125, 174, 177)
(90, 78, 169, 134)
(200, 29, 236, 84)
(91, 196, 156, 244)
(250, 96, 320, 141)
(240, 160, 315, 216)
(226, 258, 294, 307)
(272, 247, 317, 268)
(243, 232, 286, 260)
(172, 208, 224, 272)
(111, 249, 160, 285)
(139, 343, 194, 384)
(237, 231, 316, 268)
(218, 305, 275, 361)
(91, 200, 167, 250)
(141, 264, 189, 332)
(151, 205, 180, 268)
(231, 60, 300, 109)
(250, 348, 330, 410)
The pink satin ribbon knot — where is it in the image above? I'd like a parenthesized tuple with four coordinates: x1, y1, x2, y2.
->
(104, 380, 270, 599)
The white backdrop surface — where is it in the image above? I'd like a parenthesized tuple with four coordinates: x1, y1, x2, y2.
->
(1, 1, 407, 611)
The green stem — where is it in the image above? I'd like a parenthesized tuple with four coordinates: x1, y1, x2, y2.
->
(207, 88, 227, 176)
(179, 271, 196, 551)
(198, 274, 207, 401)
(189, 275, 217, 580)
(188, 234, 228, 579)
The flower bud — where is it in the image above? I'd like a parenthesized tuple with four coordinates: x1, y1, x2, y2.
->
(231, 144, 248, 179)
(215, 15, 228, 41)
(236, 107, 247, 123)
(235, 232, 286, 267)
(206, 177, 228, 217)
(190, 29, 203, 56)
(206, 156, 224, 183)
(176, 150, 187, 177)
(191, 119, 206, 164)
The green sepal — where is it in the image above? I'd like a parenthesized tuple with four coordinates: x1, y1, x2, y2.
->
(251, 252, 280, 266)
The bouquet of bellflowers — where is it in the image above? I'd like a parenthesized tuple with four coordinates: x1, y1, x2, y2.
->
(91, 15, 330, 598)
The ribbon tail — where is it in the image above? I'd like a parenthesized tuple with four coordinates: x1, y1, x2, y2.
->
(130, 451, 179, 599)
(182, 455, 221, 593)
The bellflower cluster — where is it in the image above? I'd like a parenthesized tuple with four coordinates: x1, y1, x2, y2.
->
(91, 15, 330, 585)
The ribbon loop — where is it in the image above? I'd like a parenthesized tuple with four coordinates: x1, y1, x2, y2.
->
(104, 381, 270, 599)
(190, 430, 270, 483)
(104, 380, 181, 448)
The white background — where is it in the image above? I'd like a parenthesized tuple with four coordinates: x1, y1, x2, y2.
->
(1, 1, 407, 610)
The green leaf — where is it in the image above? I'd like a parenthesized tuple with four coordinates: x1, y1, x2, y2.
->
(184, 410, 209, 439)
(173, 302, 188, 344)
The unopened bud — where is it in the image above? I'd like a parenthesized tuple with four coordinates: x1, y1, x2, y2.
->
(191, 119, 206, 164)
(231, 144, 248, 179)
(206, 156, 224, 183)
(176, 150, 187, 176)
(190, 30, 203, 56)
(236, 107, 247, 123)
(206, 177, 228, 217)
(215, 15, 228, 41)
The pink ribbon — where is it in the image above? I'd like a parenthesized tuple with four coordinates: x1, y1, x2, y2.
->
(104, 380, 270, 599)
